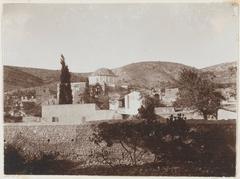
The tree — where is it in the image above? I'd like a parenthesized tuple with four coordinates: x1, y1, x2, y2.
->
(153, 94, 166, 107)
(138, 95, 156, 122)
(175, 68, 224, 120)
(59, 54, 73, 104)
(81, 78, 91, 103)
(91, 121, 151, 166)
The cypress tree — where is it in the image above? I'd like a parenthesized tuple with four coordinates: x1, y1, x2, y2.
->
(59, 54, 73, 104)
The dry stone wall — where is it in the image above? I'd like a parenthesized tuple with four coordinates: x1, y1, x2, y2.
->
(4, 124, 95, 163)
(4, 123, 154, 167)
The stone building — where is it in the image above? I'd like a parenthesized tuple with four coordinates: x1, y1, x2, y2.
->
(89, 68, 117, 87)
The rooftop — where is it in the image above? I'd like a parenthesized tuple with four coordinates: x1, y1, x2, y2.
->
(91, 68, 116, 77)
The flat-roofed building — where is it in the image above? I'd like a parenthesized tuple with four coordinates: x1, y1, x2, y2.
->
(42, 103, 122, 124)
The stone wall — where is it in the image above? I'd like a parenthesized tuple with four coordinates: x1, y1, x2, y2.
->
(4, 122, 154, 167)
(4, 123, 93, 161)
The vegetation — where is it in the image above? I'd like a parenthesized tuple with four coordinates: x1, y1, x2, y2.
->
(59, 54, 73, 104)
(22, 102, 41, 117)
(4, 115, 22, 123)
(4, 119, 235, 176)
(174, 68, 225, 120)
(138, 95, 156, 122)
(89, 116, 235, 176)
(84, 83, 110, 109)
(4, 144, 75, 175)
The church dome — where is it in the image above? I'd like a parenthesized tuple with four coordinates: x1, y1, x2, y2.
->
(91, 68, 116, 77)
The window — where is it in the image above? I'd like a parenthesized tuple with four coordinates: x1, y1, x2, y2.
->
(52, 117, 59, 122)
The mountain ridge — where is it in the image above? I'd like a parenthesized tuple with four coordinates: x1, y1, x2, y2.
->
(3, 61, 237, 92)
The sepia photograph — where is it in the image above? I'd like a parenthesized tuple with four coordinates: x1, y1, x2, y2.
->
(2, 1, 238, 177)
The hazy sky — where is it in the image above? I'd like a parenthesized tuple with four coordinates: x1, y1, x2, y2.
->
(2, 3, 239, 72)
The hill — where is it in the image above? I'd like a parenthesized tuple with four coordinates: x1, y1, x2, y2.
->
(3, 61, 237, 92)
(113, 61, 194, 89)
(4, 66, 44, 91)
(4, 66, 88, 92)
(201, 61, 237, 85)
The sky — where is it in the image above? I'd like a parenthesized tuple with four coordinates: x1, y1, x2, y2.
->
(2, 3, 239, 72)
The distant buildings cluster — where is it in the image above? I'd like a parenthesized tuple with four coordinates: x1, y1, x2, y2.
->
(4, 67, 237, 123)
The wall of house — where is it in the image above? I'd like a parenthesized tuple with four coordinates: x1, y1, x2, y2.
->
(109, 100, 119, 110)
(218, 109, 237, 120)
(42, 104, 122, 123)
(22, 116, 41, 123)
(89, 75, 116, 86)
(123, 91, 142, 115)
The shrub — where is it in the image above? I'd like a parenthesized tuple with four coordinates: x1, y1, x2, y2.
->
(4, 144, 25, 174)
(91, 114, 192, 165)
(4, 144, 75, 174)
(91, 114, 236, 172)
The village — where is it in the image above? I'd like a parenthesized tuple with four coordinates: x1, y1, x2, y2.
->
(4, 63, 237, 124)
(3, 2, 238, 176)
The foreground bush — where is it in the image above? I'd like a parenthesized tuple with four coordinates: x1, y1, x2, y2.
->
(4, 144, 75, 174)
(90, 116, 236, 176)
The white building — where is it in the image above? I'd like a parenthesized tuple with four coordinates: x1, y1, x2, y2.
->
(42, 103, 122, 124)
(117, 91, 142, 115)
(218, 109, 237, 120)
(89, 68, 117, 87)
(57, 82, 87, 104)
(109, 93, 127, 111)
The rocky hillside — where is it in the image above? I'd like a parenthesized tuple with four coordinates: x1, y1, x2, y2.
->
(113, 61, 195, 89)
(201, 61, 237, 85)
(3, 61, 237, 92)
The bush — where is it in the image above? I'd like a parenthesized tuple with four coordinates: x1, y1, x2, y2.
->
(91, 115, 192, 165)
(4, 144, 25, 174)
(90, 115, 236, 174)
(4, 144, 75, 174)
(4, 115, 23, 123)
